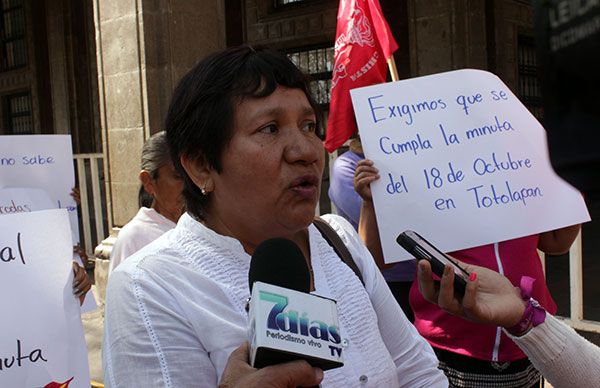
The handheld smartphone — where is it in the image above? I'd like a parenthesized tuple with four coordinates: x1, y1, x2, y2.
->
(396, 230, 469, 296)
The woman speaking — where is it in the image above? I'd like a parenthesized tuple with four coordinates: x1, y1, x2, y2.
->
(103, 46, 447, 387)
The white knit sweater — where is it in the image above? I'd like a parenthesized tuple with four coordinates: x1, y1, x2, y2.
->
(507, 313, 600, 387)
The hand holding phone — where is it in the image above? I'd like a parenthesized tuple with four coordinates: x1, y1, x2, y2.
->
(396, 230, 469, 296)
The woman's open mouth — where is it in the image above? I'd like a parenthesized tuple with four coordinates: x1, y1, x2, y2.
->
(290, 175, 319, 199)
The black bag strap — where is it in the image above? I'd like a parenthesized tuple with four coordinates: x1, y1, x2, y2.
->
(313, 217, 364, 286)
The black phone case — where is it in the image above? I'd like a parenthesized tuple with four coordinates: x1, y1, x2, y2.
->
(396, 231, 467, 296)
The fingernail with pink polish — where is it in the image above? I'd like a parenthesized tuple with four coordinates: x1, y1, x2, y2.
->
(469, 272, 477, 282)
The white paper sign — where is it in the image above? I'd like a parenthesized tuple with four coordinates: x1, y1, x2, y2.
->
(350, 69, 590, 262)
(0, 187, 55, 215)
(0, 135, 79, 242)
(0, 209, 90, 387)
(0, 187, 98, 312)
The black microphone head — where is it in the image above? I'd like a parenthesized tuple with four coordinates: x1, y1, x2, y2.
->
(249, 238, 310, 294)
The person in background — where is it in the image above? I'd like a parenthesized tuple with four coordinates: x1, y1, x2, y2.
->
(354, 158, 580, 387)
(70, 187, 91, 268)
(108, 131, 184, 274)
(418, 259, 600, 388)
(67, 187, 92, 305)
(329, 137, 416, 321)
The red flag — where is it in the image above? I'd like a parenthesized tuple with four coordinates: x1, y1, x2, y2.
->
(325, 0, 398, 152)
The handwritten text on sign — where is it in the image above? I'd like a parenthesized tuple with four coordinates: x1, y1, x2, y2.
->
(350, 69, 590, 262)
(0, 209, 89, 387)
(0, 187, 55, 216)
(0, 135, 79, 242)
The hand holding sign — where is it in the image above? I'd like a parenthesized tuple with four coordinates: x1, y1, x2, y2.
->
(350, 69, 590, 262)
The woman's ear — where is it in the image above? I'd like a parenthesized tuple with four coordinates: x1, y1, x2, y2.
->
(180, 155, 213, 194)
(139, 170, 155, 196)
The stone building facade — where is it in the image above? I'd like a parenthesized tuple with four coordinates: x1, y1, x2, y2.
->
(3, 0, 600, 380)
(0, 0, 101, 153)
(0, 0, 540, 233)
(93, 0, 226, 229)
(0, 0, 551, 305)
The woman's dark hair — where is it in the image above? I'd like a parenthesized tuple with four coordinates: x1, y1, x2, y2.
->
(138, 131, 171, 208)
(165, 45, 322, 220)
(138, 188, 154, 208)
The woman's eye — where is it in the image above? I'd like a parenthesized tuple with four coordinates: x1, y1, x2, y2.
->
(303, 121, 317, 133)
(259, 124, 278, 134)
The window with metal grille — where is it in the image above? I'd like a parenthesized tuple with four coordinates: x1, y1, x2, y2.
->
(287, 46, 334, 106)
(517, 35, 542, 119)
(5, 92, 32, 134)
(0, 0, 27, 71)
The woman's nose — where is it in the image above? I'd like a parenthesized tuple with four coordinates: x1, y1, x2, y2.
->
(284, 129, 323, 165)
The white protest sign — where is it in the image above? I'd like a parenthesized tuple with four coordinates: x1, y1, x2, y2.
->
(0, 209, 90, 387)
(0, 188, 98, 312)
(350, 69, 590, 262)
(0, 187, 55, 215)
(0, 135, 79, 242)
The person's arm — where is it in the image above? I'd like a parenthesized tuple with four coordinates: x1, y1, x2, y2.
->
(538, 224, 580, 254)
(70, 187, 81, 206)
(73, 244, 89, 267)
(328, 154, 362, 225)
(508, 313, 600, 387)
(418, 259, 600, 388)
(354, 159, 394, 270)
(103, 268, 217, 387)
(358, 201, 394, 271)
(72, 262, 91, 305)
(218, 342, 323, 388)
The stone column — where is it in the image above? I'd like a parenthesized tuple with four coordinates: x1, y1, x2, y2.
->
(93, 0, 225, 237)
(92, 0, 226, 286)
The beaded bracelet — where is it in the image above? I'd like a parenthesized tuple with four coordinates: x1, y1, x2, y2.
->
(506, 276, 546, 337)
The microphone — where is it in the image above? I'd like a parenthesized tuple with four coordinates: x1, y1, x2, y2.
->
(247, 238, 344, 372)
(248, 237, 310, 294)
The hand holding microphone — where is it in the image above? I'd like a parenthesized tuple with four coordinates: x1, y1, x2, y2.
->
(219, 342, 324, 388)
(245, 238, 344, 388)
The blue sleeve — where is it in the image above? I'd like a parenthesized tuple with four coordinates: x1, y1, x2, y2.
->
(328, 153, 362, 228)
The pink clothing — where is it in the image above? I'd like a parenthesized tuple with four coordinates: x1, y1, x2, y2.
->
(410, 235, 557, 362)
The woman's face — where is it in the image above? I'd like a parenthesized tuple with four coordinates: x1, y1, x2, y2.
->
(204, 86, 325, 247)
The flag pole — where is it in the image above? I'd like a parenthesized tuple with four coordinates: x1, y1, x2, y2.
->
(387, 56, 399, 82)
